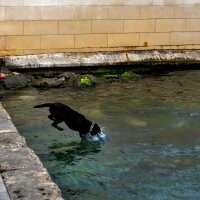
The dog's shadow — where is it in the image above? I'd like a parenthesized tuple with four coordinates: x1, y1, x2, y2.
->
(48, 140, 102, 165)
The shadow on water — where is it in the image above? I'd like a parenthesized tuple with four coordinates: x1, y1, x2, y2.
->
(43, 140, 103, 199)
(48, 140, 102, 165)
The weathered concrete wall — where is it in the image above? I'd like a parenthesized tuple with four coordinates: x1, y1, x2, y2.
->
(0, 103, 64, 200)
(0, 0, 200, 56)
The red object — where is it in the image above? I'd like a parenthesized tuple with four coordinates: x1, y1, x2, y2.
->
(0, 73, 6, 79)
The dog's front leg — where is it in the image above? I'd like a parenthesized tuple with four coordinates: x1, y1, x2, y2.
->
(48, 114, 55, 121)
(51, 121, 64, 131)
(79, 132, 84, 138)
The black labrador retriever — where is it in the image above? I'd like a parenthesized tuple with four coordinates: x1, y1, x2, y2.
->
(34, 102, 105, 141)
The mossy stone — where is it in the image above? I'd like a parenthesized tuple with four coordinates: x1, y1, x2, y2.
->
(121, 71, 136, 80)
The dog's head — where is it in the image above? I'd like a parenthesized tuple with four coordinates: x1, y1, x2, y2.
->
(90, 123, 101, 135)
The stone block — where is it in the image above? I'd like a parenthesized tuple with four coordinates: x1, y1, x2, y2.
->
(24, 21, 58, 35)
(124, 6, 140, 19)
(156, 19, 185, 32)
(140, 5, 171, 19)
(186, 19, 200, 31)
(170, 32, 200, 45)
(0, 7, 5, 21)
(0, 36, 5, 50)
(171, 5, 200, 18)
(0, 0, 23, 6)
(124, 19, 155, 33)
(41, 35, 74, 49)
(124, 0, 140, 5)
(75, 34, 107, 48)
(6, 7, 41, 20)
(75, 6, 107, 19)
(59, 0, 92, 6)
(92, 20, 123, 33)
(107, 6, 139, 19)
(140, 33, 169, 46)
(92, 0, 124, 5)
(139, 0, 154, 5)
(108, 33, 139, 47)
(41, 6, 75, 20)
(59, 20, 91, 34)
(6, 36, 40, 50)
(0, 21, 23, 35)
(24, 0, 59, 6)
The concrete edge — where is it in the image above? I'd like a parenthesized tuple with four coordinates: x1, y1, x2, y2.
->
(3, 50, 200, 70)
(0, 175, 10, 200)
(0, 103, 64, 200)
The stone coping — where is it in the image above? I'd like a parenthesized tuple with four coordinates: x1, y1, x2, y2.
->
(0, 103, 64, 200)
(3, 50, 200, 70)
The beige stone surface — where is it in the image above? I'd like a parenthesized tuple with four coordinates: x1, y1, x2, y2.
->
(24, 21, 58, 35)
(6, 36, 40, 50)
(186, 19, 200, 31)
(41, 35, 74, 49)
(59, 20, 91, 34)
(6, 7, 41, 20)
(156, 19, 185, 32)
(107, 6, 139, 19)
(0, 0, 23, 6)
(140, 33, 170, 46)
(0, 1, 199, 55)
(0, 21, 23, 35)
(41, 6, 75, 20)
(75, 34, 107, 48)
(92, 20, 123, 33)
(108, 33, 139, 47)
(124, 19, 155, 33)
(170, 32, 200, 45)
(0, 36, 5, 50)
(140, 6, 171, 19)
(75, 6, 107, 20)
(0, 7, 5, 21)
(171, 5, 200, 18)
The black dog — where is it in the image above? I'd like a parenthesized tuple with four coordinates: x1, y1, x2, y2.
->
(33, 102, 101, 139)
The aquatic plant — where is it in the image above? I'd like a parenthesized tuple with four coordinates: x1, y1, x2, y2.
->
(121, 71, 136, 79)
(80, 76, 93, 87)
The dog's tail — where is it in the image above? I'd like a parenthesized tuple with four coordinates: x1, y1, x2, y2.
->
(33, 103, 53, 108)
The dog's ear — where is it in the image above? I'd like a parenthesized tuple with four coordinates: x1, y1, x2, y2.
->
(90, 123, 101, 135)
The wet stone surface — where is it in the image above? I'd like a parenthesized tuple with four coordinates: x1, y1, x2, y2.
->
(0, 103, 64, 200)
(4, 50, 200, 69)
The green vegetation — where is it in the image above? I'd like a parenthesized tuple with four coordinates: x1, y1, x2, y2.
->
(121, 71, 136, 79)
(80, 76, 93, 87)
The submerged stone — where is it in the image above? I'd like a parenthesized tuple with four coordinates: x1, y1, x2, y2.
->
(2, 73, 31, 89)
(32, 77, 65, 88)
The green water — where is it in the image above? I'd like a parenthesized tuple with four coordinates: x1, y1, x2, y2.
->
(2, 70, 200, 200)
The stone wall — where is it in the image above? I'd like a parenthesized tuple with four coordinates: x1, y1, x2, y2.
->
(0, 0, 200, 56)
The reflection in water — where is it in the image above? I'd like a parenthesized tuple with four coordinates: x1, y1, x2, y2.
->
(49, 140, 102, 164)
(2, 70, 200, 200)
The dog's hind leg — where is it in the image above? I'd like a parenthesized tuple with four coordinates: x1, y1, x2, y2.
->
(51, 119, 64, 131)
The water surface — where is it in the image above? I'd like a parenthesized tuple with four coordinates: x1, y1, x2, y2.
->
(2, 70, 200, 200)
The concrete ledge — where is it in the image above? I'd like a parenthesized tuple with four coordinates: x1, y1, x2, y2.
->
(0, 103, 64, 200)
(4, 50, 200, 70)
(0, 175, 10, 200)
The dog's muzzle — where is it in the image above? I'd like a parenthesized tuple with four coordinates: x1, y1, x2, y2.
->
(84, 122, 106, 142)
(84, 131, 106, 142)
